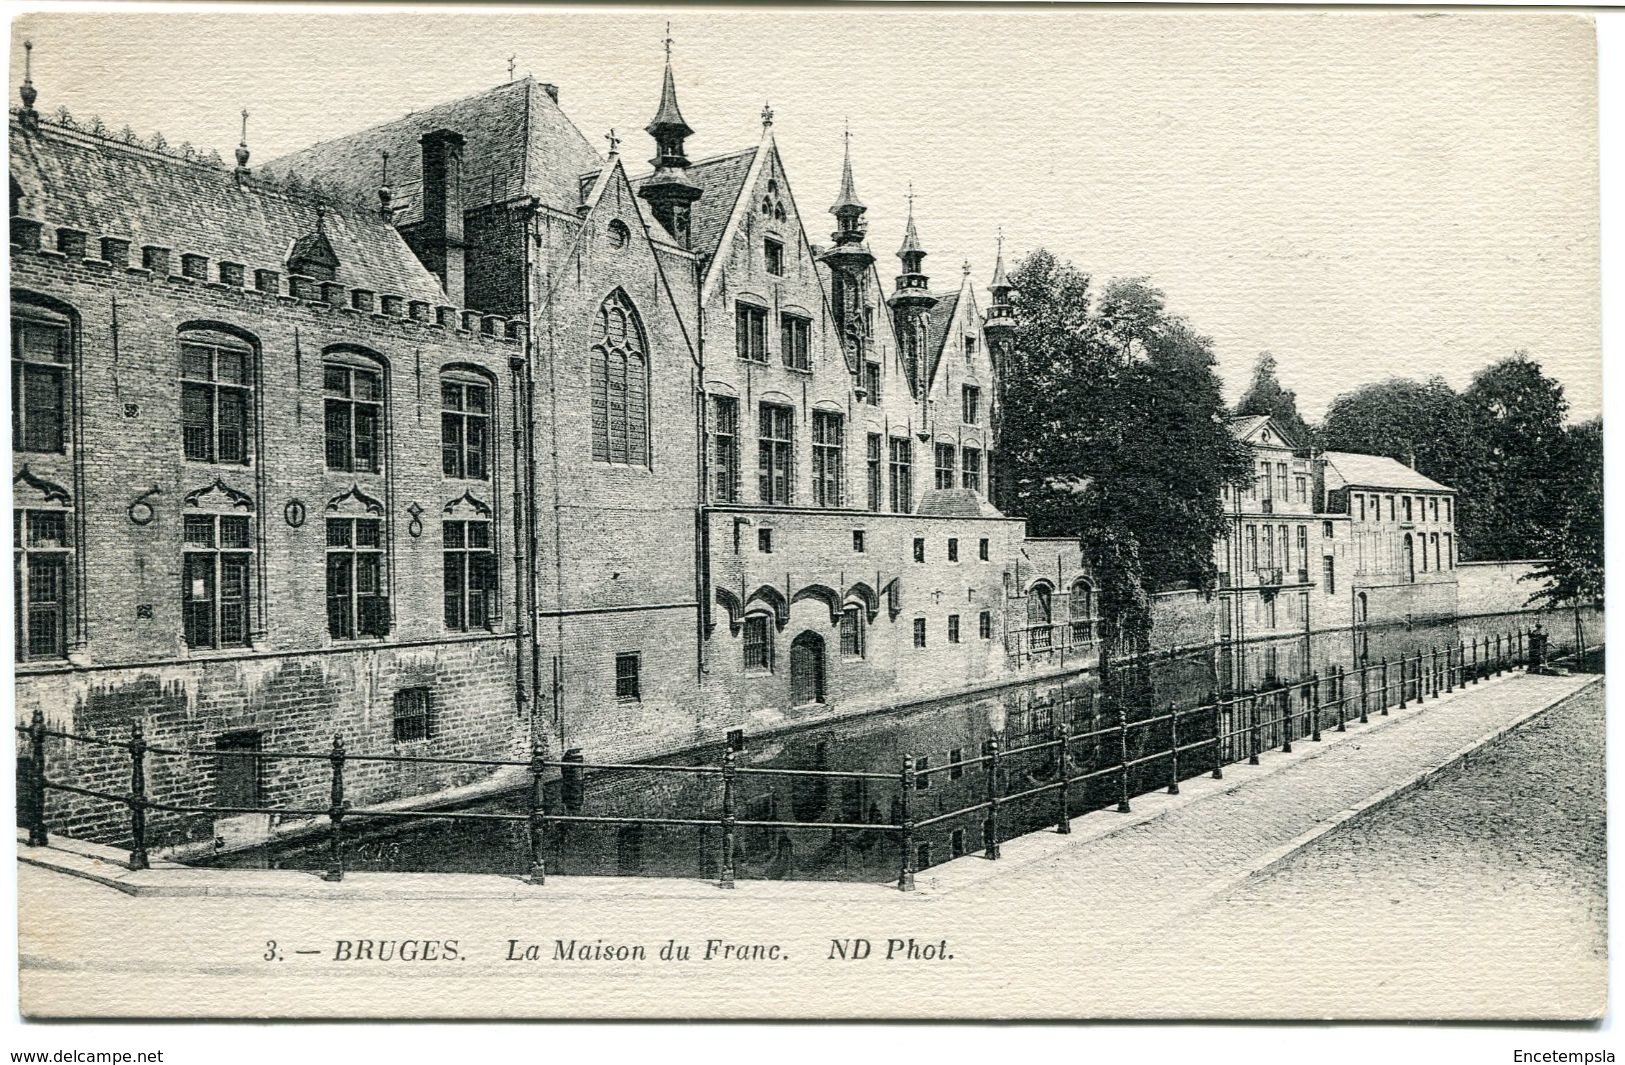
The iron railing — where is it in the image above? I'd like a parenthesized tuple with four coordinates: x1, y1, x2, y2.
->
(15, 622, 1588, 891)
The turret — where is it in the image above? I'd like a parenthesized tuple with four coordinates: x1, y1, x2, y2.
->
(637, 30, 702, 248)
(983, 231, 1017, 511)
(888, 186, 937, 392)
(818, 129, 876, 381)
(983, 229, 1016, 347)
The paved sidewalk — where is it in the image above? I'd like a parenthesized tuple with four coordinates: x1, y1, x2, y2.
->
(16, 667, 1603, 1019)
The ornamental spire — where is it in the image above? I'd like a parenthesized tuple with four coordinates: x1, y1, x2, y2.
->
(897, 182, 923, 258)
(646, 21, 691, 138)
(638, 24, 701, 248)
(831, 122, 864, 215)
(234, 109, 252, 185)
(18, 39, 39, 131)
(989, 227, 1011, 291)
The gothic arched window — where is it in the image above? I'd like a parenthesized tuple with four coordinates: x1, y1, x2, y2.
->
(590, 290, 649, 466)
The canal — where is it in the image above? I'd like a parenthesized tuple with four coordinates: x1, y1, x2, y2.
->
(209, 608, 1597, 884)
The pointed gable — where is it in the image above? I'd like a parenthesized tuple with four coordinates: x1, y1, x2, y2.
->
(1228, 414, 1301, 449)
(259, 78, 602, 220)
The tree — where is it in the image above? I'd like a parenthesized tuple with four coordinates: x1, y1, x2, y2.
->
(997, 254, 1253, 676)
(1462, 353, 1570, 562)
(1235, 352, 1313, 445)
(1522, 417, 1603, 655)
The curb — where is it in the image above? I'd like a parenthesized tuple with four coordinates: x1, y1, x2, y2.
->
(1192, 671, 1604, 909)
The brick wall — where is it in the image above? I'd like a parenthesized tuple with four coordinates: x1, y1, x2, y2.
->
(1455, 561, 1550, 618)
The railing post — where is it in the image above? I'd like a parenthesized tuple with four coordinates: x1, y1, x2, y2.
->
(128, 719, 149, 871)
(323, 733, 345, 883)
(1430, 646, 1440, 698)
(1361, 663, 1372, 724)
(527, 738, 547, 885)
(1281, 686, 1293, 754)
(1418, 650, 1427, 700)
(27, 708, 47, 847)
(720, 748, 738, 889)
(1248, 692, 1260, 766)
(1335, 665, 1347, 732)
(989, 731, 1006, 848)
(1496, 634, 1505, 676)
(1056, 723, 1072, 833)
(1167, 704, 1180, 794)
(1310, 670, 1322, 742)
(1471, 636, 1479, 684)
(1210, 693, 1224, 780)
(897, 756, 916, 891)
(1116, 709, 1133, 812)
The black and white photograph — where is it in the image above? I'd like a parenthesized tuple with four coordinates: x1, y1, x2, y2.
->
(2, 1, 1613, 1047)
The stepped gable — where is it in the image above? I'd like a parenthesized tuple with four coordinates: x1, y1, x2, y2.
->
(631, 145, 755, 260)
(258, 78, 602, 222)
(10, 114, 446, 304)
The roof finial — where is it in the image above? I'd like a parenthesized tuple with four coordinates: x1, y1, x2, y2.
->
(18, 39, 39, 131)
(664, 20, 673, 60)
(234, 108, 251, 183)
(377, 149, 394, 220)
(990, 226, 1011, 292)
(761, 102, 774, 129)
(962, 259, 972, 276)
(832, 121, 863, 215)
(605, 128, 620, 155)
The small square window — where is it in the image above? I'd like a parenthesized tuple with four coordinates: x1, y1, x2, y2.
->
(913, 537, 925, 563)
(392, 687, 433, 742)
(947, 538, 959, 562)
(764, 238, 785, 276)
(978, 538, 990, 562)
(947, 614, 961, 643)
(853, 530, 865, 553)
(913, 617, 927, 648)
(758, 528, 773, 553)
(615, 652, 641, 702)
(727, 729, 745, 752)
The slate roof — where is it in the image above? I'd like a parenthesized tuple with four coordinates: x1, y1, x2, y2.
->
(916, 488, 1004, 519)
(1322, 451, 1454, 493)
(10, 117, 447, 304)
(631, 145, 756, 261)
(923, 286, 961, 387)
(258, 78, 602, 224)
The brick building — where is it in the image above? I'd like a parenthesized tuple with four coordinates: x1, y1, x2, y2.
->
(10, 49, 1473, 852)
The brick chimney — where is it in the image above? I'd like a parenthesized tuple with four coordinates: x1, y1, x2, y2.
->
(418, 128, 466, 305)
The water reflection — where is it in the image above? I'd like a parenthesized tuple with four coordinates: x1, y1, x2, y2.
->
(211, 609, 1597, 884)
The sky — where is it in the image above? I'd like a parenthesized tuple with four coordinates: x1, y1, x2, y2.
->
(9, 7, 1603, 421)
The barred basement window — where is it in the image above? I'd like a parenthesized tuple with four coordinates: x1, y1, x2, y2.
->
(811, 410, 843, 507)
(590, 291, 649, 466)
(743, 614, 773, 672)
(392, 687, 433, 742)
(839, 606, 864, 658)
(13, 509, 70, 662)
(781, 313, 811, 370)
(615, 652, 641, 702)
(711, 395, 740, 502)
(979, 611, 992, 640)
(913, 538, 925, 563)
(323, 360, 383, 473)
(181, 330, 253, 465)
(735, 301, 768, 363)
(326, 517, 388, 639)
(979, 537, 990, 561)
(11, 310, 69, 454)
(758, 403, 794, 505)
(443, 519, 496, 632)
(947, 537, 959, 563)
(935, 443, 956, 490)
(852, 530, 865, 553)
(913, 617, 927, 648)
(183, 513, 253, 649)
(947, 614, 961, 643)
(441, 376, 491, 480)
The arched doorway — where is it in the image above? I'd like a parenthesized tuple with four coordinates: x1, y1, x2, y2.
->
(790, 630, 826, 706)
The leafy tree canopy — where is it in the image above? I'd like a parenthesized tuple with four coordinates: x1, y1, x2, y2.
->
(1235, 352, 1313, 445)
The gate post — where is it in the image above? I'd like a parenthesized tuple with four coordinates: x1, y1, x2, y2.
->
(323, 734, 346, 883)
(1210, 693, 1224, 780)
(989, 733, 1006, 850)
(1056, 723, 1072, 833)
(527, 738, 548, 885)
(1281, 686, 1293, 754)
(897, 756, 916, 891)
(1117, 710, 1133, 812)
(1248, 692, 1260, 766)
(720, 748, 738, 889)
(27, 708, 47, 847)
(128, 719, 149, 871)
(1310, 671, 1322, 742)
(1167, 704, 1180, 794)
